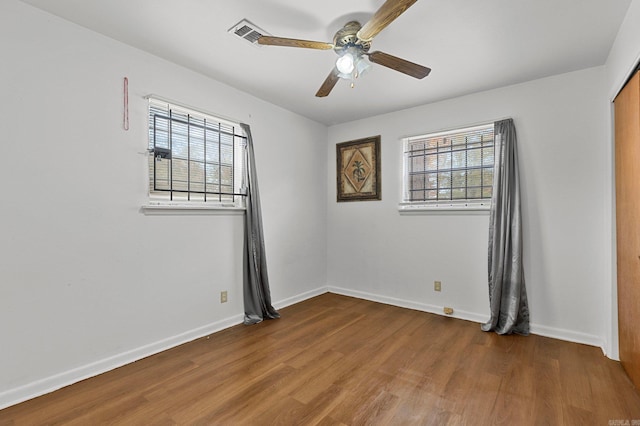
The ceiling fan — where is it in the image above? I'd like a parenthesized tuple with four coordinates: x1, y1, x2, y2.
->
(257, 0, 431, 97)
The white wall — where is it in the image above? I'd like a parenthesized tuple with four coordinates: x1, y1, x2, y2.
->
(327, 67, 610, 347)
(3, 0, 639, 411)
(603, 0, 640, 360)
(0, 0, 327, 408)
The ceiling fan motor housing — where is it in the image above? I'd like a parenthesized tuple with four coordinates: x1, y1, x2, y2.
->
(333, 21, 371, 56)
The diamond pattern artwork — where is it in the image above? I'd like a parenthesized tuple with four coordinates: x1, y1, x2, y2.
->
(337, 136, 381, 202)
(344, 148, 372, 193)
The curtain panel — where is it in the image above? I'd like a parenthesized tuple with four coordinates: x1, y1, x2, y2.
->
(240, 123, 280, 325)
(481, 118, 530, 335)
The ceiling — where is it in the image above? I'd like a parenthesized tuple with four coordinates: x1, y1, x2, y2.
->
(19, 0, 631, 125)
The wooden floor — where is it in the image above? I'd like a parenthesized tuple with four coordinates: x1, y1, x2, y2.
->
(1, 293, 639, 425)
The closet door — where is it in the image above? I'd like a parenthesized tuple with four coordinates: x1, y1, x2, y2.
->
(614, 70, 640, 389)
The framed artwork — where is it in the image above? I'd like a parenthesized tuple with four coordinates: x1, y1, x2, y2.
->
(336, 135, 381, 202)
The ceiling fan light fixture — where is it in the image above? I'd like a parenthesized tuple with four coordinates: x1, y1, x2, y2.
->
(355, 56, 371, 78)
(336, 53, 355, 74)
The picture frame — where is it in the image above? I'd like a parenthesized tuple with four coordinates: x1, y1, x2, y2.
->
(336, 135, 381, 202)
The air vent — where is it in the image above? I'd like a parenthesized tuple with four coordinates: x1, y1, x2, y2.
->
(228, 19, 270, 47)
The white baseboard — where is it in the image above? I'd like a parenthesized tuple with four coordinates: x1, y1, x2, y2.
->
(273, 286, 329, 310)
(0, 287, 330, 411)
(529, 323, 603, 350)
(0, 314, 244, 411)
(327, 286, 489, 324)
(327, 285, 605, 353)
(0, 285, 608, 410)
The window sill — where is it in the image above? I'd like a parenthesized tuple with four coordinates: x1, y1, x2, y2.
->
(398, 202, 491, 215)
(141, 202, 245, 216)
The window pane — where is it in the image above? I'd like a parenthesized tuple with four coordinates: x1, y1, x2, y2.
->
(438, 189, 451, 199)
(411, 174, 425, 190)
(452, 188, 466, 199)
(410, 190, 425, 201)
(483, 147, 494, 166)
(409, 141, 424, 153)
(206, 140, 219, 163)
(190, 127, 205, 162)
(468, 169, 482, 187)
(426, 173, 438, 189)
(438, 171, 451, 189)
(190, 161, 205, 193)
(426, 154, 437, 171)
(452, 150, 466, 168)
(411, 155, 425, 172)
(172, 159, 189, 191)
(452, 170, 466, 188)
(221, 165, 233, 187)
(438, 152, 451, 169)
(483, 168, 493, 185)
(403, 123, 494, 203)
(468, 187, 482, 199)
(468, 148, 482, 167)
(148, 99, 245, 202)
(154, 159, 171, 191)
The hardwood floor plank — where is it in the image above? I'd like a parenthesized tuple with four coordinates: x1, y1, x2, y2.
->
(341, 389, 399, 425)
(586, 354, 640, 423)
(288, 384, 348, 426)
(1, 294, 639, 425)
(239, 396, 308, 425)
(558, 343, 596, 412)
(283, 350, 346, 404)
(532, 358, 564, 425)
(326, 370, 397, 423)
(182, 363, 298, 424)
(563, 405, 594, 426)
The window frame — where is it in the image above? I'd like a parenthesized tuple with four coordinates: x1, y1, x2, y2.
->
(399, 122, 495, 214)
(143, 96, 247, 213)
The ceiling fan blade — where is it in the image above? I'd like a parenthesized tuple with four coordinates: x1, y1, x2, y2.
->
(316, 68, 340, 97)
(257, 36, 333, 50)
(356, 0, 418, 42)
(367, 51, 431, 79)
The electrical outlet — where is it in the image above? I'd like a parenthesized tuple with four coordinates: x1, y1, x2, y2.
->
(434, 281, 442, 292)
(220, 291, 228, 303)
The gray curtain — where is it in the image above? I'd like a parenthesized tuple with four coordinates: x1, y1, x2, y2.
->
(481, 118, 530, 335)
(240, 123, 280, 325)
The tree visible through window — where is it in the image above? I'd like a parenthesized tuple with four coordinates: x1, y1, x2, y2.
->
(403, 124, 494, 204)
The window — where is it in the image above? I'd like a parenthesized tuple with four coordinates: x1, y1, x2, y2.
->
(147, 98, 246, 207)
(401, 123, 494, 210)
